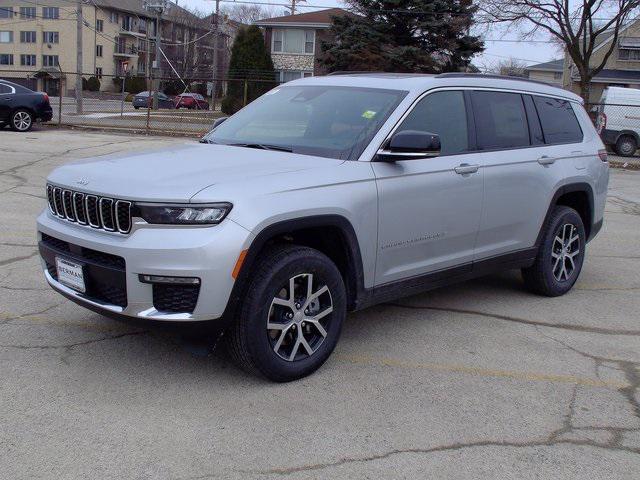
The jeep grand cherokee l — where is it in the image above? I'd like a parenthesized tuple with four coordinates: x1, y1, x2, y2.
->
(37, 73, 609, 381)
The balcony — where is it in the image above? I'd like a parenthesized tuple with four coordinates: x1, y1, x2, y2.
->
(114, 43, 138, 58)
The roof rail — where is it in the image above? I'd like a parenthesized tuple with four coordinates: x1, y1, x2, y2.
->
(327, 71, 387, 76)
(436, 72, 553, 87)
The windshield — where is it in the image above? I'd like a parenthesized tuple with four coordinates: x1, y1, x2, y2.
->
(203, 85, 407, 160)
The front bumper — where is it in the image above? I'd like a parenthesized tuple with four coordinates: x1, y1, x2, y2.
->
(37, 209, 252, 322)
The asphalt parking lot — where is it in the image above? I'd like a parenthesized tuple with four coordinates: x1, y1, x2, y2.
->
(1, 128, 639, 479)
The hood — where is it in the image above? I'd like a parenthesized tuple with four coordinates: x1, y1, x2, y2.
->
(47, 143, 344, 202)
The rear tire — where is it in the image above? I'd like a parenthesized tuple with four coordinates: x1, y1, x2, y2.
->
(522, 206, 586, 297)
(615, 135, 637, 156)
(227, 245, 346, 382)
(10, 109, 33, 132)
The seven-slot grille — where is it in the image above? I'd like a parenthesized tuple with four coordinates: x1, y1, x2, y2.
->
(47, 184, 132, 234)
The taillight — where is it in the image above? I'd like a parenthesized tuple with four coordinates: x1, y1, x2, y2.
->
(42, 93, 49, 104)
(598, 149, 608, 162)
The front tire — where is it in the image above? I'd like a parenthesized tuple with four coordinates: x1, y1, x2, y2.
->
(227, 245, 346, 382)
(10, 109, 33, 132)
(522, 206, 586, 296)
(615, 135, 637, 156)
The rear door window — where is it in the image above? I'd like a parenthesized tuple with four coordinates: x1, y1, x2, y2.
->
(0, 83, 12, 94)
(532, 96, 583, 144)
(471, 91, 530, 150)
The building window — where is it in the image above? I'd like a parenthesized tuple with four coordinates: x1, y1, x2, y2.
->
(110, 12, 119, 23)
(138, 39, 147, 51)
(42, 7, 59, 19)
(553, 72, 562, 80)
(20, 54, 36, 66)
(43, 31, 59, 44)
(96, 19, 103, 32)
(20, 31, 36, 43)
(96, 45, 103, 57)
(0, 7, 13, 18)
(279, 70, 313, 82)
(96, 67, 103, 78)
(42, 55, 59, 67)
(137, 61, 145, 74)
(0, 54, 14, 65)
(121, 16, 132, 31)
(272, 29, 315, 54)
(0, 31, 13, 43)
(20, 7, 36, 19)
(619, 48, 640, 61)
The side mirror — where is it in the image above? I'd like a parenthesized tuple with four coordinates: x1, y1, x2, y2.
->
(212, 117, 228, 129)
(376, 130, 441, 161)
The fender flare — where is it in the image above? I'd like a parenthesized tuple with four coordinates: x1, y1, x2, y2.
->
(220, 214, 366, 322)
(535, 182, 596, 247)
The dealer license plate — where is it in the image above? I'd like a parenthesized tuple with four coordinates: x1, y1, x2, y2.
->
(55, 257, 86, 293)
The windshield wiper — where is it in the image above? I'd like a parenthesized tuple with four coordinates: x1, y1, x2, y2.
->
(229, 143, 293, 152)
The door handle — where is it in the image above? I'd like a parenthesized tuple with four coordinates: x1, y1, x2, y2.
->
(454, 163, 479, 175)
(537, 155, 556, 165)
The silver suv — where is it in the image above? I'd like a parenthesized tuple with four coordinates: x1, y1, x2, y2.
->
(38, 73, 609, 381)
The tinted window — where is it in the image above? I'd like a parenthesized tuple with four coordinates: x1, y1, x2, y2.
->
(533, 96, 583, 144)
(471, 91, 530, 149)
(396, 91, 468, 155)
(0, 83, 12, 94)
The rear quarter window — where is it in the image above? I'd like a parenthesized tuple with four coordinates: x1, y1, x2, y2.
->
(533, 96, 583, 144)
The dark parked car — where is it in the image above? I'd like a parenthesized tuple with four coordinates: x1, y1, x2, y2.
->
(174, 93, 209, 110)
(132, 91, 174, 110)
(0, 79, 53, 131)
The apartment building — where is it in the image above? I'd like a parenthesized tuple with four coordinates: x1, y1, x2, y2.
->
(0, 0, 235, 94)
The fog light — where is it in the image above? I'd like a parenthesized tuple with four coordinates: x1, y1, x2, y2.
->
(139, 274, 200, 285)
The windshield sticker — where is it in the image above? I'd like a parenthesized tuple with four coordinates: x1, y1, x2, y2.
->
(362, 110, 377, 119)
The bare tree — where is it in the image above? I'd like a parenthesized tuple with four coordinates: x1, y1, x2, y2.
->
(494, 57, 528, 77)
(222, 4, 286, 25)
(480, 0, 640, 105)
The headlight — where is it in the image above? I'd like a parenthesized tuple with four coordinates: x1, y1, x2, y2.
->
(135, 202, 232, 225)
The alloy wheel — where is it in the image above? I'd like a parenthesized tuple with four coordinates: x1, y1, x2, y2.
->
(13, 111, 32, 131)
(267, 273, 333, 362)
(551, 223, 580, 282)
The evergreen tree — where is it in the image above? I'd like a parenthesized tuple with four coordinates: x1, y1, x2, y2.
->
(320, 0, 484, 73)
(222, 25, 276, 114)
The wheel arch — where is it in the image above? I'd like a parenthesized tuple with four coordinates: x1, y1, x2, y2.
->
(222, 214, 366, 322)
(536, 182, 595, 246)
(615, 130, 640, 146)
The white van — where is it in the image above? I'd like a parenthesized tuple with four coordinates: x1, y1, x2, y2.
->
(595, 86, 640, 156)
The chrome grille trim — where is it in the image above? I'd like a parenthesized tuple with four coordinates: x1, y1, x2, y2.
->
(46, 184, 132, 234)
(99, 198, 115, 232)
(85, 195, 101, 228)
(115, 200, 132, 234)
(46, 184, 55, 214)
(62, 190, 76, 221)
(73, 192, 87, 225)
(53, 187, 65, 218)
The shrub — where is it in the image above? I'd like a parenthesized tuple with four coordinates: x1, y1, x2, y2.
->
(112, 76, 147, 94)
(85, 76, 100, 91)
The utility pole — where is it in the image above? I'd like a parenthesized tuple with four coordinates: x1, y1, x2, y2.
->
(75, 0, 83, 114)
(210, 0, 220, 111)
(144, 1, 169, 110)
(290, 0, 306, 15)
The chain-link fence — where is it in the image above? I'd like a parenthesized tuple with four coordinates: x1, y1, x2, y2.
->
(0, 69, 281, 136)
(589, 102, 640, 158)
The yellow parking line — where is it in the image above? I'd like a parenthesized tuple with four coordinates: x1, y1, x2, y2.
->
(337, 354, 628, 389)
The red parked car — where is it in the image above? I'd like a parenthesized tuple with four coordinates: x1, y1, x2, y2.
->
(174, 93, 210, 110)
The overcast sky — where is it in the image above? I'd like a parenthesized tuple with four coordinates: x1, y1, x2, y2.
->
(180, 0, 560, 70)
